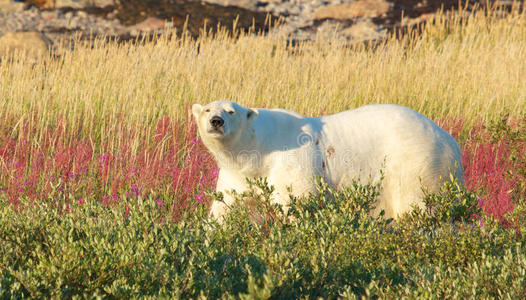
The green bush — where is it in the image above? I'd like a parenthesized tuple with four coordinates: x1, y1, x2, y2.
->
(0, 178, 525, 298)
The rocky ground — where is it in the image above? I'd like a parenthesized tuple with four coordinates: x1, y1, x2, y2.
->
(0, 0, 522, 57)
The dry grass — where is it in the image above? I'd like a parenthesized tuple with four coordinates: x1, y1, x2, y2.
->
(1, 8, 525, 297)
(0, 6, 525, 157)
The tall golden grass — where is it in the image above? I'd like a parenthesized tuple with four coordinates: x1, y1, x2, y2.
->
(0, 6, 525, 159)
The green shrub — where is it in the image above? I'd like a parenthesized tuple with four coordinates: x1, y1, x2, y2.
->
(0, 178, 524, 298)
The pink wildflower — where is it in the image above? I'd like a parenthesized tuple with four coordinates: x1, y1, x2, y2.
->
(195, 193, 204, 203)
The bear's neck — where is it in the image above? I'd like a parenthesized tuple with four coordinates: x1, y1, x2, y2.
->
(207, 129, 264, 174)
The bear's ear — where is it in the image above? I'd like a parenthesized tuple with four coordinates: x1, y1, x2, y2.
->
(192, 104, 203, 120)
(247, 108, 259, 125)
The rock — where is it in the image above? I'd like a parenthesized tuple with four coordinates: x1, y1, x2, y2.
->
(0, 31, 53, 59)
(404, 12, 435, 27)
(127, 16, 165, 35)
(314, 20, 350, 41)
(54, 0, 87, 9)
(202, 0, 260, 10)
(54, 0, 114, 8)
(26, 0, 114, 9)
(0, 0, 485, 46)
(115, 0, 277, 38)
(25, 0, 52, 9)
(92, 0, 114, 7)
(0, 0, 25, 11)
(76, 10, 87, 18)
(41, 10, 56, 20)
(341, 18, 386, 41)
(313, 0, 391, 20)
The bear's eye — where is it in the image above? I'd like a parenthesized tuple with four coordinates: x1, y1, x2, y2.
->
(227, 110, 235, 115)
(204, 109, 210, 113)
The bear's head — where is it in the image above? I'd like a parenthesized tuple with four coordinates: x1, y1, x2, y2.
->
(192, 101, 258, 146)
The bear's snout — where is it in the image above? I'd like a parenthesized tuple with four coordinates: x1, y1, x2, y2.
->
(210, 116, 224, 128)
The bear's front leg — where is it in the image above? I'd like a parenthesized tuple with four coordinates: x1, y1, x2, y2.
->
(208, 194, 233, 221)
(267, 168, 318, 217)
(209, 168, 250, 222)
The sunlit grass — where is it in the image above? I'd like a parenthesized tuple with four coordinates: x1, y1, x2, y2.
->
(0, 5, 524, 219)
(1, 7, 525, 153)
(0, 6, 525, 297)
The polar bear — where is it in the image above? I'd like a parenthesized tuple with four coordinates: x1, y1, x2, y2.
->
(192, 101, 464, 221)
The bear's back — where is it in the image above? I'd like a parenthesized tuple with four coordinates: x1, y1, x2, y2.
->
(318, 104, 463, 207)
(319, 104, 457, 155)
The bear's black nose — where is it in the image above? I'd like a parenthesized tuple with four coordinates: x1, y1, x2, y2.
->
(210, 116, 224, 128)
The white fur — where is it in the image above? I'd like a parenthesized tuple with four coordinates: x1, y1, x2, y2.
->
(192, 101, 464, 220)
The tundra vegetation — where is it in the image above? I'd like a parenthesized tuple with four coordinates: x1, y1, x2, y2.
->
(0, 5, 525, 298)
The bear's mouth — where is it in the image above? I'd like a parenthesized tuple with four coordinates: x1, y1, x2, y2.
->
(207, 127, 225, 137)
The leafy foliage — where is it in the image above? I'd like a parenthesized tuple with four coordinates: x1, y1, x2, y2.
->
(0, 9, 524, 297)
(1, 178, 524, 298)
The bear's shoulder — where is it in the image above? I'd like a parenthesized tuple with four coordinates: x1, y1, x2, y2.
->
(252, 108, 306, 132)
(258, 108, 305, 118)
